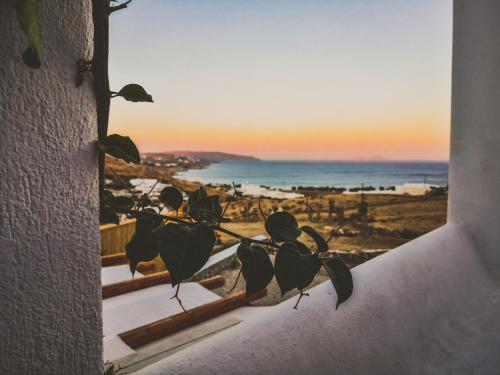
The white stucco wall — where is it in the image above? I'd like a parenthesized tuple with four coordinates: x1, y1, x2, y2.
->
(448, 0, 500, 272)
(137, 224, 500, 375)
(0, 1, 102, 374)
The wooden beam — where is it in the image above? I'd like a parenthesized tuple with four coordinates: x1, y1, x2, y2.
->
(119, 289, 267, 349)
(103, 271, 171, 299)
(198, 275, 225, 290)
(136, 261, 156, 274)
(101, 253, 156, 273)
(102, 273, 225, 299)
(101, 253, 127, 267)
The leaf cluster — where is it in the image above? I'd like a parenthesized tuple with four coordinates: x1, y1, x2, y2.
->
(102, 185, 230, 288)
(103, 172, 353, 309)
(247, 211, 352, 309)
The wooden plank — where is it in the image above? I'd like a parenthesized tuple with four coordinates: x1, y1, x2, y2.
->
(119, 289, 267, 349)
(102, 253, 128, 267)
(136, 261, 156, 274)
(102, 253, 156, 273)
(103, 271, 171, 299)
(102, 273, 225, 299)
(198, 275, 225, 290)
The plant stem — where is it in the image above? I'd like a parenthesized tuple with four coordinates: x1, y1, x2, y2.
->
(109, 166, 137, 198)
(226, 269, 242, 294)
(258, 196, 267, 221)
(114, 208, 280, 249)
(108, 0, 132, 14)
(146, 179, 160, 196)
(219, 193, 235, 226)
(170, 283, 187, 313)
(293, 290, 310, 310)
(213, 225, 278, 249)
(91, 0, 111, 204)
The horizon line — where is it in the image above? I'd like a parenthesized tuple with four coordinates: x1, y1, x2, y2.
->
(140, 151, 448, 163)
(246, 159, 450, 163)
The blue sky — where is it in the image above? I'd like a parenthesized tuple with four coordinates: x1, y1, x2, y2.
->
(108, 0, 452, 160)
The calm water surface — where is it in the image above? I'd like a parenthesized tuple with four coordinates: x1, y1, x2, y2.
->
(176, 160, 449, 189)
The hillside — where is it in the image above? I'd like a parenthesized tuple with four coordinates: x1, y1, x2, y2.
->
(146, 151, 259, 162)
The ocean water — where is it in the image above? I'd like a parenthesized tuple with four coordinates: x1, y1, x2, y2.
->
(175, 160, 449, 189)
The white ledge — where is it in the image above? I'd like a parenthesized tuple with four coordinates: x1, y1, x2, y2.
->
(137, 223, 500, 374)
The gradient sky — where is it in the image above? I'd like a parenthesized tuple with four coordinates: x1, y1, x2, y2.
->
(109, 0, 452, 160)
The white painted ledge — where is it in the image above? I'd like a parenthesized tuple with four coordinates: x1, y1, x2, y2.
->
(102, 265, 143, 285)
(103, 283, 222, 363)
(103, 283, 220, 337)
(136, 224, 500, 374)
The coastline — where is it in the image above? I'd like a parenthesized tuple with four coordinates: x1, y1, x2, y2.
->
(173, 159, 448, 199)
(105, 156, 448, 199)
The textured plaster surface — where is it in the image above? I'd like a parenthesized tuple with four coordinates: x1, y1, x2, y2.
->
(137, 1, 500, 373)
(448, 0, 500, 271)
(0, 1, 102, 374)
(136, 225, 500, 374)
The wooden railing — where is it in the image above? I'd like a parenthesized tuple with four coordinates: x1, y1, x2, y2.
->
(100, 219, 136, 256)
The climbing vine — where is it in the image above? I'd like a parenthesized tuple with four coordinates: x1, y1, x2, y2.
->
(14, 0, 353, 314)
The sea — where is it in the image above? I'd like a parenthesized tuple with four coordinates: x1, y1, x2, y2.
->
(175, 160, 449, 190)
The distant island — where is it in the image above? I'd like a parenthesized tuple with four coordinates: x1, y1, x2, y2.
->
(146, 151, 259, 162)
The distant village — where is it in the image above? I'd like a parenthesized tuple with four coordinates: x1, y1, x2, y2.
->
(141, 153, 203, 169)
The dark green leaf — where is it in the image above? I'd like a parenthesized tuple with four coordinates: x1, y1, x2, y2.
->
(125, 235, 158, 275)
(189, 195, 223, 224)
(322, 258, 353, 309)
(112, 195, 134, 210)
(187, 186, 207, 209)
(125, 215, 162, 275)
(157, 223, 216, 285)
(160, 186, 183, 211)
(265, 212, 301, 242)
(101, 134, 141, 164)
(100, 207, 119, 225)
(22, 46, 41, 69)
(135, 213, 163, 238)
(290, 239, 312, 255)
(103, 190, 115, 206)
(16, 0, 42, 68)
(102, 190, 134, 211)
(117, 84, 153, 102)
(237, 241, 274, 296)
(274, 242, 321, 296)
(300, 225, 329, 253)
(139, 193, 152, 207)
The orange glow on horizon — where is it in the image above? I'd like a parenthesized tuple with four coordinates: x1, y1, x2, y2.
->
(113, 117, 449, 161)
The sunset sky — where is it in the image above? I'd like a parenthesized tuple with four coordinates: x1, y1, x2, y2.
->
(109, 0, 452, 160)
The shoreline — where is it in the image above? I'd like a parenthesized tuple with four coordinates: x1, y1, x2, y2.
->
(173, 159, 448, 197)
(105, 155, 448, 200)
